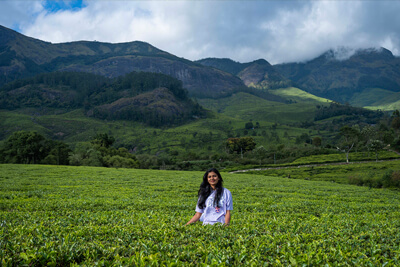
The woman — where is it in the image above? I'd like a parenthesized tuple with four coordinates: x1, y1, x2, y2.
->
(185, 168, 233, 226)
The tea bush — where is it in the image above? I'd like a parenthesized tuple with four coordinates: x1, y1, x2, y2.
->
(1, 164, 400, 266)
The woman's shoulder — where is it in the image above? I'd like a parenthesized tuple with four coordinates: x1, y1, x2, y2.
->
(222, 188, 232, 195)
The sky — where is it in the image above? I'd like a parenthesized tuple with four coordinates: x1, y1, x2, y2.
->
(1, 0, 400, 64)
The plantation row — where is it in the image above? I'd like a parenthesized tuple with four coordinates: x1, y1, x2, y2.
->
(1, 164, 400, 265)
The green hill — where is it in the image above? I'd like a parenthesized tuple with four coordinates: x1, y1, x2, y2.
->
(269, 87, 332, 104)
(0, 71, 207, 128)
(354, 89, 400, 111)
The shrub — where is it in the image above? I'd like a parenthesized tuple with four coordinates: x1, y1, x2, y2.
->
(391, 171, 400, 187)
(381, 170, 394, 188)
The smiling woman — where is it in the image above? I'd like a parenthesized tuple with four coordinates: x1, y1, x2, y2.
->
(42, 0, 86, 13)
(185, 168, 233, 226)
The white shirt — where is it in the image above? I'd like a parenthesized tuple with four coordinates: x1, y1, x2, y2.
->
(195, 188, 233, 225)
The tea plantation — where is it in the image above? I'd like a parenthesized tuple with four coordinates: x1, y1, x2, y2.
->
(1, 164, 400, 266)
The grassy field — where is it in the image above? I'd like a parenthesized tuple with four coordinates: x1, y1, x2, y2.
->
(1, 164, 400, 265)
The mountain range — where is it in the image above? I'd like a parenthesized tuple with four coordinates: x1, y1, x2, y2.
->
(197, 49, 400, 109)
(2, 24, 400, 111)
(0, 25, 244, 99)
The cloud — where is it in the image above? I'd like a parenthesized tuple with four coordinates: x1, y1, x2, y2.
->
(1, 0, 400, 64)
(0, 1, 43, 31)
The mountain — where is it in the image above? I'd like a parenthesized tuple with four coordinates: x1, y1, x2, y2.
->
(237, 59, 291, 89)
(274, 47, 400, 106)
(0, 25, 244, 98)
(197, 58, 291, 89)
(196, 58, 249, 75)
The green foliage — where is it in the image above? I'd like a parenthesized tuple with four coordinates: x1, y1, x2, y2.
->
(296, 133, 311, 144)
(349, 169, 400, 188)
(0, 131, 71, 165)
(244, 121, 254, 129)
(1, 164, 400, 265)
(69, 138, 139, 169)
(315, 102, 383, 122)
(0, 131, 45, 164)
(312, 136, 322, 147)
(226, 137, 256, 154)
(91, 133, 115, 148)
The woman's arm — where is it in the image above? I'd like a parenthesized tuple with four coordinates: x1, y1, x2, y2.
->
(185, 212, 202, 225)
(224, 210, 231, 226)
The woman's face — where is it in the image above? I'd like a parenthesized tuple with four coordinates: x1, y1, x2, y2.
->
(207, 171, 219, 188)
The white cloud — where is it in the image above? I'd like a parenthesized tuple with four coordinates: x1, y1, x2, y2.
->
(0, 1, 44, 31)
(1, 0, 400, 64)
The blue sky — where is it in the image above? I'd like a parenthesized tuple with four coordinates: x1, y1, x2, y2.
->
(42, 0, 86, 13)
(1, 1, 400, 64)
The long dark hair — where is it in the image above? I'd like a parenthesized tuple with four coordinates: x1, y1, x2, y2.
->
(197, 168, 224, 209)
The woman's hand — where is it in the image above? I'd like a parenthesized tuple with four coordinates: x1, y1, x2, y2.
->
(224, 210, 231, 226)
(185, 212, 202, 226)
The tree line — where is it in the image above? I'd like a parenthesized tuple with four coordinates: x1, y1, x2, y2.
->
(0, 131, 138, 168)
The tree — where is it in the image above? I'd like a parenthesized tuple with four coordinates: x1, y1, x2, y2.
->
(312, 137, 322, 147)
(91, 133, 115, 148)
(360, 125, 377, 156)
(42, 140, 71, 165)
(296, 133, 310, 144)
(1, 131, 46, 164)
(368, 140, 385, 161)
(226, 137, 256, 156)
(253, 146, 268, 165)
(391, 117, 400, 130)
(245, 122, 254, 130)
(69, 142, 103, 167)
(338, 126, 360, 163)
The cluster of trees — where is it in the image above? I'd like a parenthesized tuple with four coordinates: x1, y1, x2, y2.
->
(0, 131, 139, 168)
(0, 131, 71, 165)
(93, 99, 205, 127)
(225, 137, 256, 155)
(0, 72, 110, 109)
(315, 102, 384, 123)
(335, 110, 400, 162)
(245, 121, 260, 130)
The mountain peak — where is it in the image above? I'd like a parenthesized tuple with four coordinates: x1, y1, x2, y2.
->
(0, 25, 22, 46)
(250, 59, 271, 66)
(353, 47, 394, 60)
(322, 47, 394, 62)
